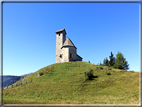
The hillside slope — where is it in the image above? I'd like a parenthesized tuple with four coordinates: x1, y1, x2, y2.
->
(3, 61, 139, 104)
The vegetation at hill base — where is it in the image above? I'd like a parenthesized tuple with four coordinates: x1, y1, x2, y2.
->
(3, 61, 139, 104)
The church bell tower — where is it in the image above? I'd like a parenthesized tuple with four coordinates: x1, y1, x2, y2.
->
(55, 29, 66, 63)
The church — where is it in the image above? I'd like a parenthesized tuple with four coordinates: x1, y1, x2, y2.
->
(56, 29, 82, 63)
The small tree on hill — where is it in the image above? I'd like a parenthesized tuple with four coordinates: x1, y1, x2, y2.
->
(99, 61, 102, 66)
(103, 57, 109, 66)
(84, 69, 94, 80)
(109, 52, 115, 66)
(103, 58, 106, 66)
(113, 52, 129, 70)
(105, 57, 109, 66)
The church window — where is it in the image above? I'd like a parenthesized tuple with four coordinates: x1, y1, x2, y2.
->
(59, 54, 62, 58)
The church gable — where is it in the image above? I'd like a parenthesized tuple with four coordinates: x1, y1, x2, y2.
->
(61, 37, 77, 49)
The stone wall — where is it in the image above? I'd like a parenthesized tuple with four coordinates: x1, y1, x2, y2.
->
(62, 47, 69, 62)
(56, 31, 66, 63)
(68, 47, 77, 61)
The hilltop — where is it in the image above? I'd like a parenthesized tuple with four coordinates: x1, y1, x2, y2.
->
(3, 61, 139, 104)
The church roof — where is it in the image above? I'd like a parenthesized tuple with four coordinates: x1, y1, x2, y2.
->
(55, 29, 66, 34)
(61, 37, 77, 49)
(77, 54, 83, 59)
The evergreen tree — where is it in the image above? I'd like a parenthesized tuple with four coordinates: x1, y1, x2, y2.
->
(105, 57, 109, 66)
(113, 52, 129, 70)
(109, 52, 115, 66)
(99, 61, 102, 65)
(103, 58, 106, 66)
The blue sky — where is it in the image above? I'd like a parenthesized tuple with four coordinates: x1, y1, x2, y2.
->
(3, 3, 139, 76)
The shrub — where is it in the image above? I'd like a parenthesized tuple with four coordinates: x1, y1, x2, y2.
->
(39, 72, 44, 76)
(100, 67, 103, 70)
(84, 69, 94, 80)
(107, 72, 111, 75)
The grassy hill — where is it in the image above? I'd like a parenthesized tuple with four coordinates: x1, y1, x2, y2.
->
(3, 61, 139, 104)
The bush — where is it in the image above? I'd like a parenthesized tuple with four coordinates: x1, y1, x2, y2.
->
(84, 69, 94, 80)
(107, 72, 111, 75)
(100, 67, 103, 70)
(39, 72, 44, 76)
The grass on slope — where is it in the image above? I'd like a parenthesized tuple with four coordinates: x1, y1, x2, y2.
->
(3, 61, 139, 104)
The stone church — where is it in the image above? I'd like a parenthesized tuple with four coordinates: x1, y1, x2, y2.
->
(56, 29, 82, 63)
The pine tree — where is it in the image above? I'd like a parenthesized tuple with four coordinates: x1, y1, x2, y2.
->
(105, 57, 109, 66)
(109, 52, 115, 66)
(99, 61, 102, 65)
(113, 52, 129, 70)
(103, 58, 106, 66)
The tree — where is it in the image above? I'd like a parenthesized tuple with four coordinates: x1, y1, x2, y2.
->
(109, 52, 115, 66)
(103, 58, 106, 66)
(99, 61, 102, 65)
(113, 52, 129, 70)
(103, 57, 109, 66)
(105, 57, 109, 66)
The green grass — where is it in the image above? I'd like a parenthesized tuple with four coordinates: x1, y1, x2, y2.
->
(3, 61, 139, 104)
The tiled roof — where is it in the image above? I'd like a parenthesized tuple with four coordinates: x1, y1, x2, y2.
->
(77, 54, 83, 59)
(61, 37, 77, 49)
(56, 29, 66, 34)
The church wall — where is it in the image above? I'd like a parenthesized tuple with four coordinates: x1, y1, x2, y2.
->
(76, 55, 82, 61)
(56, 31, 66, 63)
(62, 47, 69, 62)
(68, 47, 76, 61)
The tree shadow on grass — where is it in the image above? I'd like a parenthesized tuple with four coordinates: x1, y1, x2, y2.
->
(87, 75, 99, 80)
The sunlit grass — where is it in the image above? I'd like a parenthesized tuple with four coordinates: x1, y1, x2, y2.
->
(3, 61, 139, 104)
